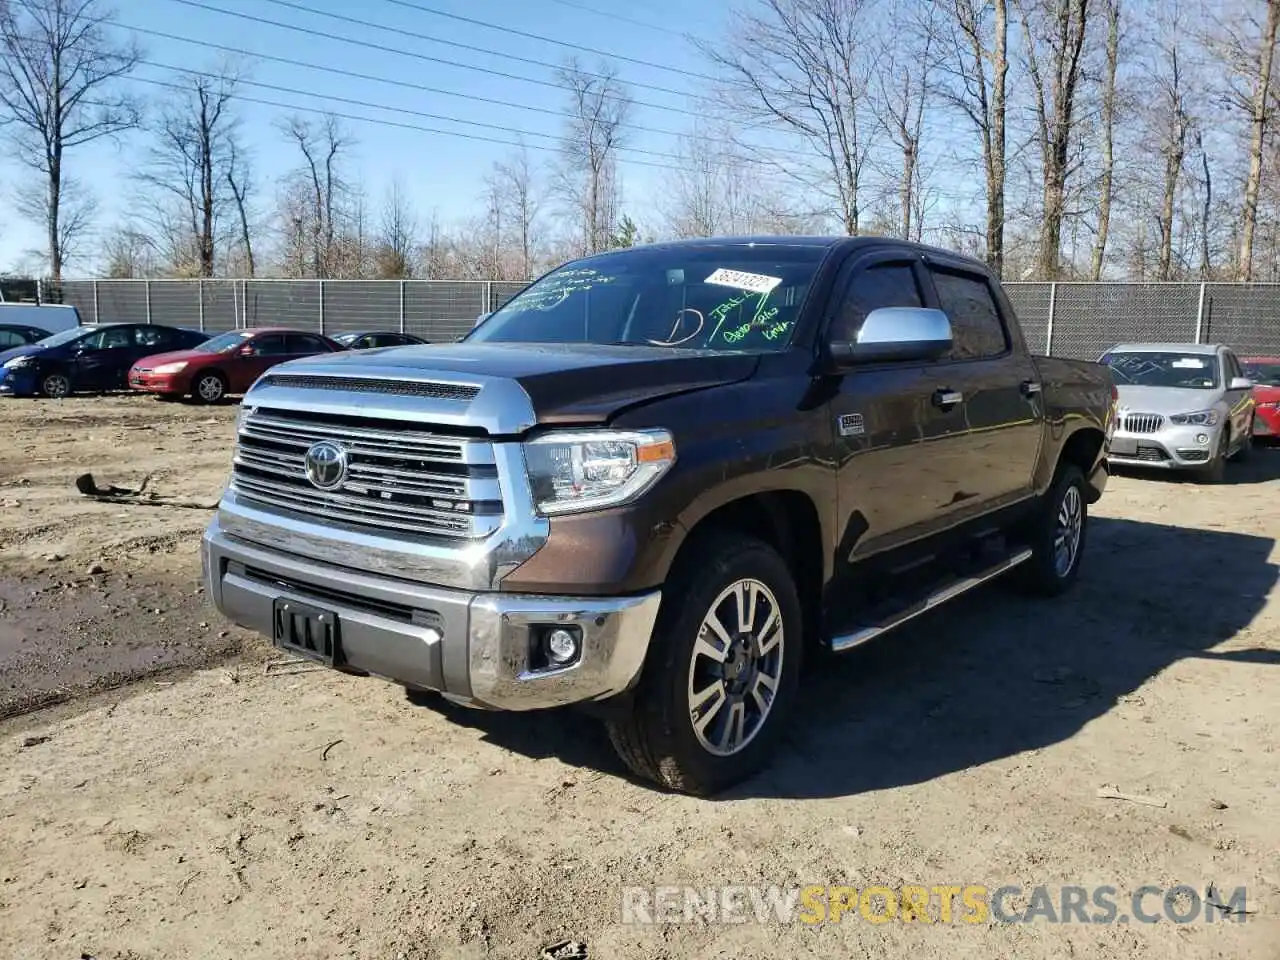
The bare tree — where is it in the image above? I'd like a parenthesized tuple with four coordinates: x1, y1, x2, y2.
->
(1089, 0, 1121, 279)
(704, 0, 878, 236)
(280, 114, 353, 278)
(1017, 0, 1093, 280)
(374, 177, 418, 279)
(14, 175, 96, 270)
(1225, 0, 1280, 280)
(100, 222, 158, 278)
(556, 58, 630, 256)
(1153, 24, 1192, 280)
(871, 0, 938, 241)
(936, 0, 1010, 274)
(494, 149, 541, 279)
(136, 67, 244, 277)
(226, 137, 256, 277)
(0, 0, 139, 279)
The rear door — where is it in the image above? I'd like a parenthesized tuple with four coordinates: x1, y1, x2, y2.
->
(825, 252, 966, 561)
(920, 257, 1044, 514)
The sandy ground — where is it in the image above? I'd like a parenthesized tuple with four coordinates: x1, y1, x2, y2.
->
(2, 395, 1280, 959)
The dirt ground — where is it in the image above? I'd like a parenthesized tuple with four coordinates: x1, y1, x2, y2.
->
(2, 395, 1280, 959)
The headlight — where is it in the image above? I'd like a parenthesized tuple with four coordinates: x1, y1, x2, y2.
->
(1170, 410, 1220, 426)
(522, 429, 676, 516)
(152, 361, 188, 375)
(2, 356, 34, 369)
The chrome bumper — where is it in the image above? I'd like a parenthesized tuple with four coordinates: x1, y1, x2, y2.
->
(201, 515, 661, 710)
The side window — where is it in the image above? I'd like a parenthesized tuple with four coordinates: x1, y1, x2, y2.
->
(287, 333, 331, 354)
(0, 330, 20, 348)
(830, 262, 922, 343)
(250, 334, 290, 356)
(135, 326, 174, 349)
(930, 269, 1008, 360)
(1224, 352, 1242, 383)
(83, 326, 133, 350)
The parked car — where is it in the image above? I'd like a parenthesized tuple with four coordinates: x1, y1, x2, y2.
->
(0, 300, 82, 335)
(1242, 356, 1280, 441)
(0, 323, 52, 349)
(0, 323, 210, 398)
(1099, 342, 1256, 480)
(201, 236, 1115, 795)
(129, 327, 346, 403)
(333, 330, 429, 349)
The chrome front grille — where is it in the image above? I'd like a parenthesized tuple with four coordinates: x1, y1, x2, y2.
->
(1122, 413, 1164, 434)
(231, 407, 502, 540)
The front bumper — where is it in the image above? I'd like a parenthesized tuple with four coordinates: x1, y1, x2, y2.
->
(1107, 422, 1221, 469)
(201, 514, 661, 711)
(129, 371, 184, 394)
(0, 366, 38, 396)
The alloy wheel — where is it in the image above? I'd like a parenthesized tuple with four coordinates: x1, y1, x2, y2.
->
(687, 578, 785, 757)
(1053, 484, 1083, 578)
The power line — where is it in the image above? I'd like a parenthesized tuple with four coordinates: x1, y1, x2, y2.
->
(161, 0, 705, 117)
(135, 60, 690, 163)
(541, 0, 702, 41)
(122, 74, 692, 173)
(120, 23, 712, 144)
(378, 0, 716, 83)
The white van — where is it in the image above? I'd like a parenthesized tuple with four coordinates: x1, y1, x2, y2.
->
(0, 301, 83, 336)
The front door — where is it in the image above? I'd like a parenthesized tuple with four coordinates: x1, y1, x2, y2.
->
(824, 254, 971, 566)
(71, 325, 138, 389)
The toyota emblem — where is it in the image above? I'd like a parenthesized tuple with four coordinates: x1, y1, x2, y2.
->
(304, 441, 348, 490)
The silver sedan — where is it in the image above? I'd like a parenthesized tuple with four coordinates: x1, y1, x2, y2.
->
(1098, 342, 1256, 481)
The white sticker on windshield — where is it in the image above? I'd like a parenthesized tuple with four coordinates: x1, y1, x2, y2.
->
(1172, 358, 1206, 368)
(704, 268, 783, 294)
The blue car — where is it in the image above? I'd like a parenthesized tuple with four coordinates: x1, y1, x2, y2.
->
(0, 323, 211, 399)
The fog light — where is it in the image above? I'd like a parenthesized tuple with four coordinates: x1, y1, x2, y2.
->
(1196, 433, 1209, 445)
(545, 628, 580, 665)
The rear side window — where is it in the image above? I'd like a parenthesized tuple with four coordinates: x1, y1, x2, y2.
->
(830, 262, 922, 342)
(135, 326, 174, 348)
(930, 269, 1008, 360)
(287, 333, 332, 353)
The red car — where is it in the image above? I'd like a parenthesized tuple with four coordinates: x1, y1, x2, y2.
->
(1243, 356, 1280, 440)
(129, 327, 346, 403)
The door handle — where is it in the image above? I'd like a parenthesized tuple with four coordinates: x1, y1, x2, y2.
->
(932, 389, 963, 409)
(1021, 379, 1042, 397)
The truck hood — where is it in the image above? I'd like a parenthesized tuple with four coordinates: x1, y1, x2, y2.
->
(265, 342, 762, 425)
(1114, 384, 1223, 414)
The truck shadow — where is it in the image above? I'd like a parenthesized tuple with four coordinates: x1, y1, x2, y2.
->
(743, 515, 1279, 800)
(430, 516, 1279, 799)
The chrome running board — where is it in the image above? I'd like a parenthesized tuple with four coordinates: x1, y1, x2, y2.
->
(828, 548, 1034, 653)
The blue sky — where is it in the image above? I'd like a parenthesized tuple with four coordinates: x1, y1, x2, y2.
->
(0, 0, 737, 274)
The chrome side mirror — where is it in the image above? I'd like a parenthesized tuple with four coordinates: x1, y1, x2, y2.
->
(829, 307, 953, 366)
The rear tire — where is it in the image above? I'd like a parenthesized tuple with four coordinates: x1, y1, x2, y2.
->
(191, 370, 227, 404)
(1015, 463, 1088, 597)
(606, 531, 803, 796)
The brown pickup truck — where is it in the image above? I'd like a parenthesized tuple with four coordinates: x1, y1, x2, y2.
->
(202, 237, 1116, 795)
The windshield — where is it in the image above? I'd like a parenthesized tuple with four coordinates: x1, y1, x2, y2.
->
(194, 330, 254, 353)
(1100, 351, 1220, 389)
(34, 326, 95, 348)
(1243, 361, 1280, 386)
(468, 245, 827, 351)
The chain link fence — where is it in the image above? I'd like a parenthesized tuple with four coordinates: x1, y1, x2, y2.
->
(43, 278, 1280, 358)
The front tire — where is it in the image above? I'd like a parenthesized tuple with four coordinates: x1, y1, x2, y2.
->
(191, 370, 227, 404)
(1016, 463, 1088, 597)
(40, 371, 71, 399)
(1229, 421, 1252, 462)
(1198, 429, 1228, 482)
(606, 531, 803, 796)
